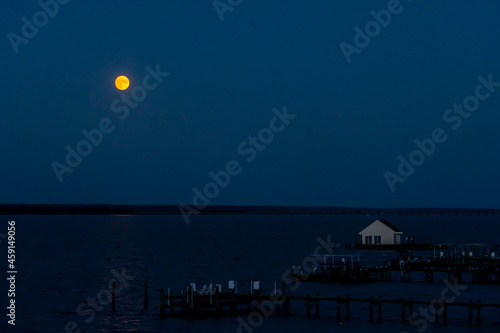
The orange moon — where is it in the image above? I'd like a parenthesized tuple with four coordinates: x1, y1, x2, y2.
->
(115, 76, 130, 90)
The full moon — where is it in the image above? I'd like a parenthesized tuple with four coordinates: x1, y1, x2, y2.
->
(115, 76, 130, 90)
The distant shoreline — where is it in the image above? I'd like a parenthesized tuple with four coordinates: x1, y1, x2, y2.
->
(0, 204, 499, 216)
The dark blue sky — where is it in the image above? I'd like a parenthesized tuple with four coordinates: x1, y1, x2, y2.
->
(2, 1, 500, 208)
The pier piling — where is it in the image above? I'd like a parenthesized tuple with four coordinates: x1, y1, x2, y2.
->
(433, 300, 439, 324)
(401, 298, 405, 322)
(315, 293, 319, 317)
(159, 288, 164, 317)
(336, 295, 341, 318)
(346, 294, 350, 319)
(409, 297, 413, 320)
(477, 299, 481, 326)
(144, 280, 148, 309)
(443, 297, 447, 323)
(112, 282, 116, 312)
(369, 296, 373, 321)
(306, 294, 311, 316)
(378, 296, 382, 321)
(469, 299, 473, 325)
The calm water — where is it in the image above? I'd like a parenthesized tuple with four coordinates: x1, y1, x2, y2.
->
(2, 214, 500, 332)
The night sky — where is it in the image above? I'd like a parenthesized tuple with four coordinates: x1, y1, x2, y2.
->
(2, 0, 500, 208)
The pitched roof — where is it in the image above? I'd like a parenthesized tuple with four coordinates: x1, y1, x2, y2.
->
(376, 219, 402, 232)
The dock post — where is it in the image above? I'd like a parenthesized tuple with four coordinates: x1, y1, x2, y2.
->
(160, 288, 164, 317)
(188, 286, 193, 310)
(181, 290, 185, 314)
(169, 289, 173, 314)
(230, 287, 235, 313)
(401, 298, 405, 322)
(369, 296, 373, 321)
(336, 295, 341, 318)
(112, 282, 116, 312)
(306, 294, 311, 316)
(346, 294, 350, 319)
(282, 280, 288, 315)
(315, 293, 319, 317)
(433, 300, 439, 324)
(144, 280, 148, 309)
(378, 296, 382, 321)
(276, 292, 280, 316)
(468, 299, 473, 326)
(217, 288, 220, 313)
(408, 269, 411, 281)
(409, 297, 413, 321)
(389, 272, 392, 283)
(255, 289, 262, 313)
(477, 299, 481, 326)
(443, 297, 447, 324)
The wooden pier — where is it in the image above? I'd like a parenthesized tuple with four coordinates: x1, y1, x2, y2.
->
(393, 266, 500, 284)
(293, 265, 500, 284)
(291, 266, 392, 283)
(157, 280, 500, 326)
(289, 252, 500, 284)
(290, 254, 393, 283)
(105, 279, 499, 326)
(355, 243, 434, 250)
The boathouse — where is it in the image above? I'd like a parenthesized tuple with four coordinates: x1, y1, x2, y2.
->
(359, 219, 403, 245)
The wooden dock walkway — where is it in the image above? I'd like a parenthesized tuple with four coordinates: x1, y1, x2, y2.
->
(291, 264, 500, 284)
(291, 266, 392, 283)
(158, 281, 500, 325)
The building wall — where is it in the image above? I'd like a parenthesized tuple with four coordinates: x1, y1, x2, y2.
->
(360, 221, 401, 244)
(393, 234, 401, 245)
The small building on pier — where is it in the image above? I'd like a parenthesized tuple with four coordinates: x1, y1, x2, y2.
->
(359, 219, 403, 245)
